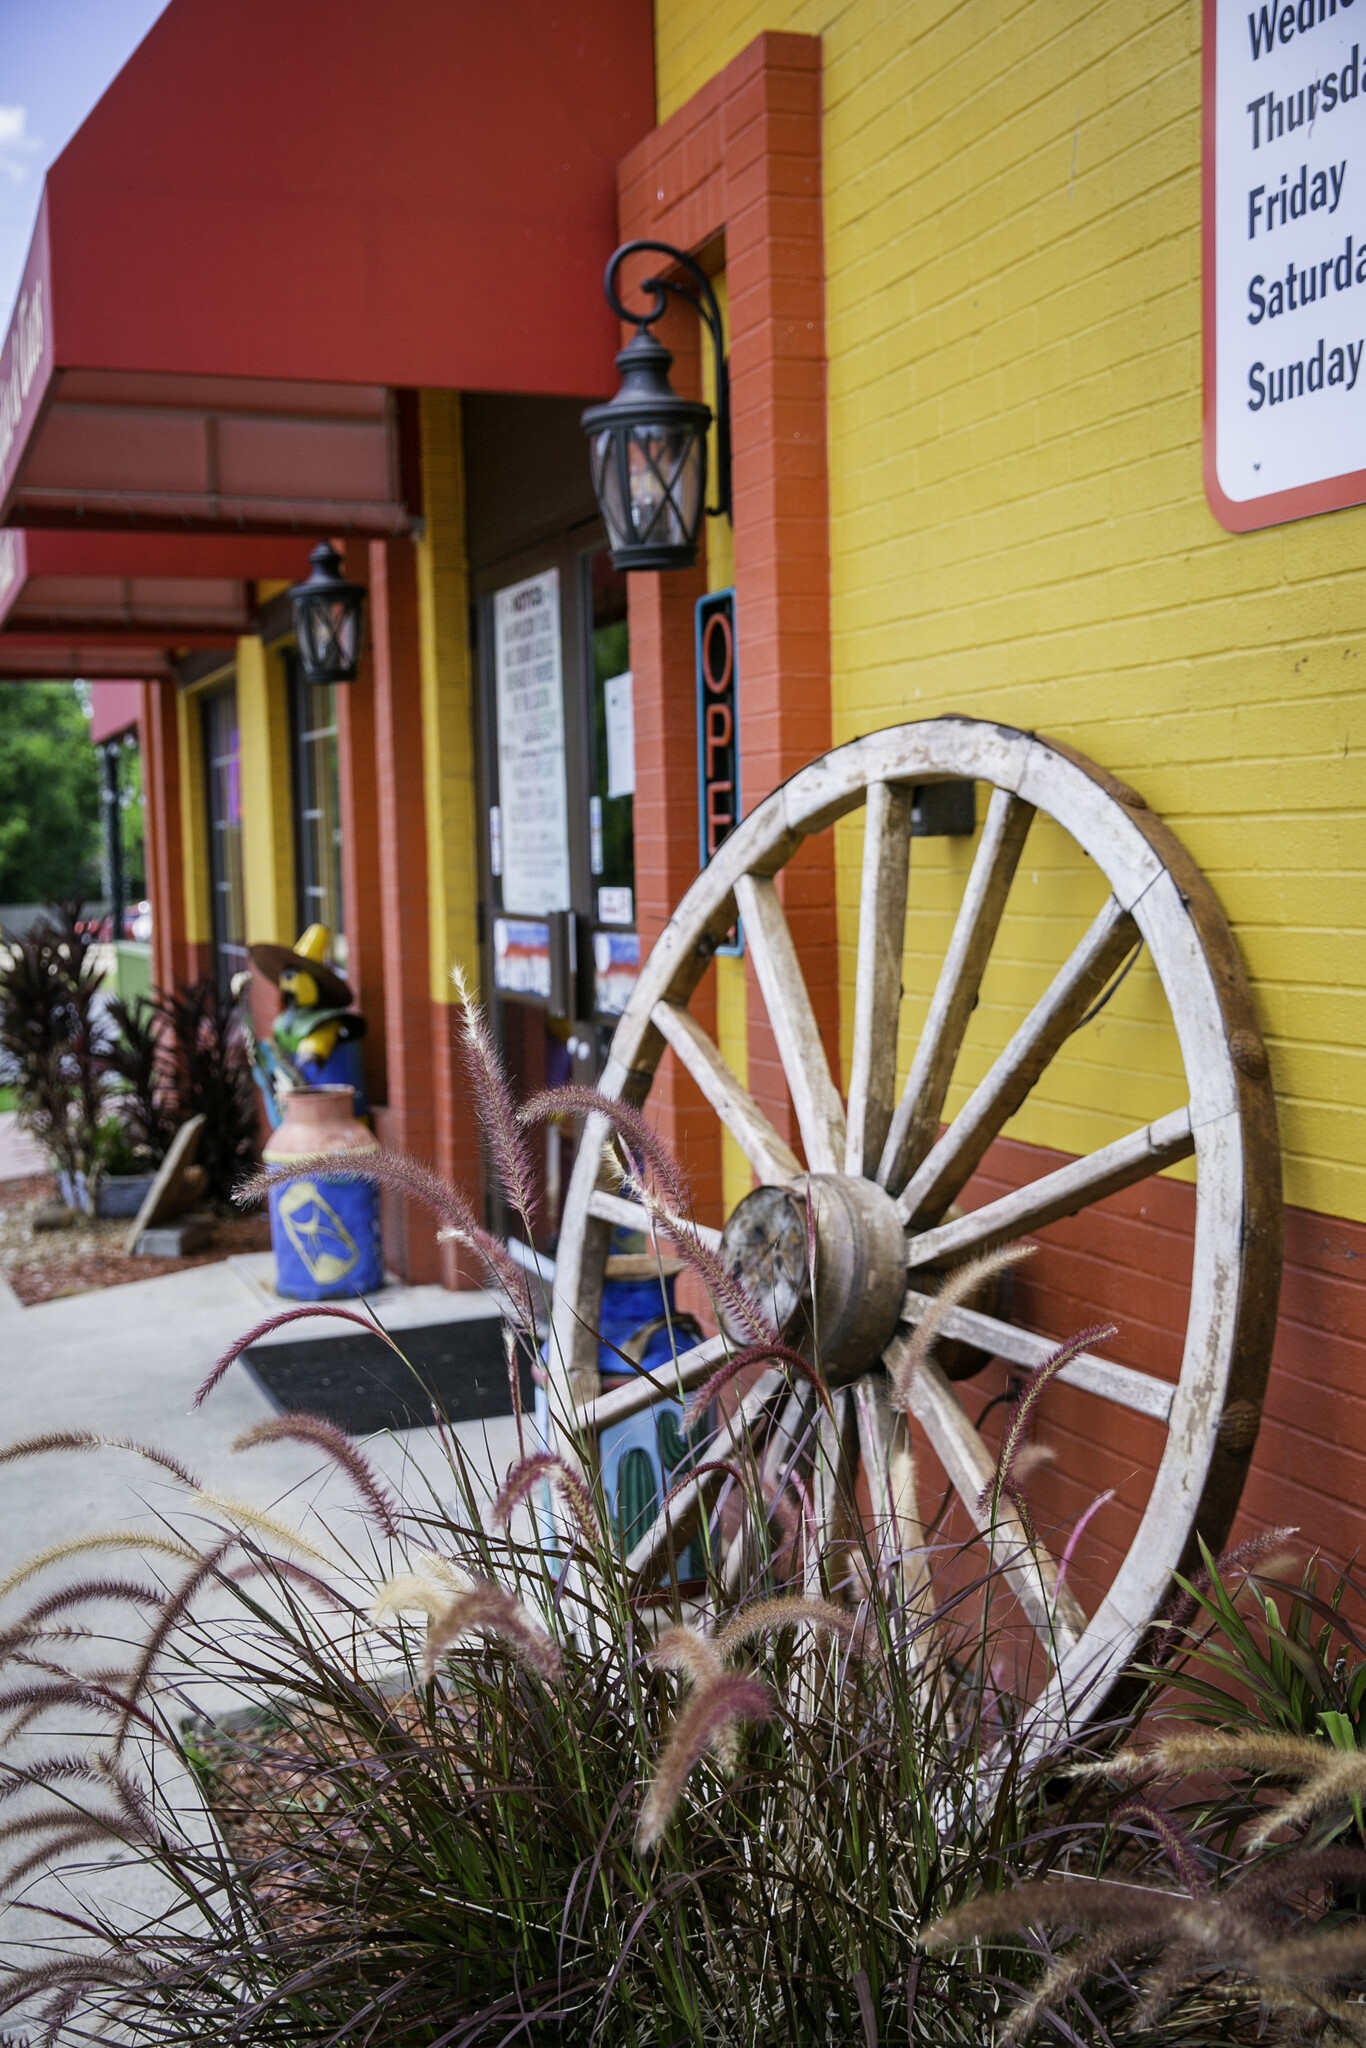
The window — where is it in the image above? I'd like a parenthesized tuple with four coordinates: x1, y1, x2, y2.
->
(290, 662, 345, 965)
(202, 685, 247, 992)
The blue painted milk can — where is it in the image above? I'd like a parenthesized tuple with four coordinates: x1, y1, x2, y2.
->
(263, 1084, 383, 1300)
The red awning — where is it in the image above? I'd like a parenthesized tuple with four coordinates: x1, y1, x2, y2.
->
(0, 0, 653, 535)
(0, 530, 312, 641)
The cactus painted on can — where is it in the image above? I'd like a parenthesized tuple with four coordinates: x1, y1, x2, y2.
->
(262, 1085, 382, 1300)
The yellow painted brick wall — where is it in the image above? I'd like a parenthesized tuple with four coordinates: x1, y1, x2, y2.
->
(416, 387, 481, 1004)
(657, 0, 1366, 1225)
(174, 687, 211, 949)
(235, 635, 296, 947)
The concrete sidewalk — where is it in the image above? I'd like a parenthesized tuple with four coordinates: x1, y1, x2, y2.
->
(0, 1255, 526, 1990)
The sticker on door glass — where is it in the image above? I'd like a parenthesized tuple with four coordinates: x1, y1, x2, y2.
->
(603, 669, 635, 798)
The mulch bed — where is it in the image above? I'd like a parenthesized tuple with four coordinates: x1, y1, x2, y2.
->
(0, 1173, 271, 1304)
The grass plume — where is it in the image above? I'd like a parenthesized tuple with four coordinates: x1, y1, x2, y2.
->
(452, 962, 539, 1223)
(0, 1432, 199, 1489)
(195, 1302, 406, 1408)
(637, 1671, 777, 1854)
(489, 1452, 602, 1549)
(232, 1414, 401, 1539)
(421, 1578, 562, 1685)
(888, 1243, 1034, 1405)
(521, 1084, 691, 1219)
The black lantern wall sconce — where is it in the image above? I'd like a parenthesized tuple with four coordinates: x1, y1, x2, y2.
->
(288, 541, 367, 684)
(582, 240, 731, 573)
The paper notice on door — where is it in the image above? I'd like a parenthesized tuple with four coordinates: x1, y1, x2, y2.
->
(494, 569, 571, 917)
(603, 669, 635, 798)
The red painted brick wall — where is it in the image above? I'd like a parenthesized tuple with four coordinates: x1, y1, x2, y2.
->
(930, 1137, 1366, 1619)
(619, 32, 836, 1178)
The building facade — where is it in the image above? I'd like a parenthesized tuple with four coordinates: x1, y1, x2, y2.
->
(2, 0, 1363, 1589)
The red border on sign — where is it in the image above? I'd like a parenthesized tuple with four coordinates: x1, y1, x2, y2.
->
(1202, 0, 1366, 531)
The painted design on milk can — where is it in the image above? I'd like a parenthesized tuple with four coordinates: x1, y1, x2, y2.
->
(262, 1084, 382, 1300)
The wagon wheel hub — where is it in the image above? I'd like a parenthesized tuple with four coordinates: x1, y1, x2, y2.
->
(718, 1176, 907, 1385)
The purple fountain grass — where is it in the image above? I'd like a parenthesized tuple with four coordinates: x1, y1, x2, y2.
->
(0, 1433, 199, 1490)
(233, 1415, 400, 1540)
(636, 1190, 778, 1347)
(0, 1677, 156, 1738)
(889, 1244, 1035, 1406)
(422, 1578, 562, 1685)
(520, 1085, 691, 1219)
(0, 1956, 148, 2026)
(1113, 1797, 1208, 1893)
(1153, 1524, 1300, 1662)
(659, 1458, 751, 1519)
(115, 1540, 238, 1752)
(194, 1304, 404, 1408)
(224, 1555, 353, 1610)
(715, 1594, 867, 1662)
(682, 1341, 830, 1430)
(978, 1323, 1117, 1531)
(0, 1579, 167, 1660)
(1055, 1488, 1116, 1595)
(636, 1670, 777, 1854)
(489, 1452, 602, 1550)
(648, 1623, 723, 1691)
(452, 964, 540, 1224)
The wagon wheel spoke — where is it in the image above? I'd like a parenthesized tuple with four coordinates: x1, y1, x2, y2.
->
(889, 1339, 1087, 1654)
(651, 1000, 803, 1188)
(879, 790, 1035, 1193)
(575, 1333, 728, 1433)
(805, 1387, 860, 1597)
(895, 895, 1141, 1227)
(899, 1287, 1175, 1422)
(904, 1107, 1195, 1272)
(586, 1187, 723, 1250)
(733, 871, 847, 1174)
(850, 1371, 932, 1608)
(845, 781, 915, 1176)
(624, 1368, 786, 1589)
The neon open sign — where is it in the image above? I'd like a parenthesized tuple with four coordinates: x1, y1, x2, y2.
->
(695, 588, 742, 955)
(696, 589, 739, 862)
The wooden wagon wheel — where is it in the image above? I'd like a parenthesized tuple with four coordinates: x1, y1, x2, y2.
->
(548, 717, 1281, 1739)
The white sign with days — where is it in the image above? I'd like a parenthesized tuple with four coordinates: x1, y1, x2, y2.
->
(1208, 0, 1366, 527)
(493, 569, 572, 918)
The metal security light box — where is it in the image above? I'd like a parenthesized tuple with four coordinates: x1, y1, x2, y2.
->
(582, 240, 731, 572)
(288, 543, 367, 684)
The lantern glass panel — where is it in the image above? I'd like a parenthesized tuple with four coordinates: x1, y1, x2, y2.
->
(592, 428, 632, 554)
(626, 423, 704, 549)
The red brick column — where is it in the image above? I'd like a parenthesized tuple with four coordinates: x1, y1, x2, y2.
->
(618, 32, 835, 1170)
(337, 540, 388, 1117)
(368, 535, 441, 1282)
(627, 297, 724, 1229)
(725, 39, 835, 1157)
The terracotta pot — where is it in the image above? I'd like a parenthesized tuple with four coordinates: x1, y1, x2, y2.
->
(263, 1086, 382, 1299)
(263, 1084, 377, 1165)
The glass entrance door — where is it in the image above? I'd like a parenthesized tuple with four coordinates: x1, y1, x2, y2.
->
(476, 536, 636, 1252)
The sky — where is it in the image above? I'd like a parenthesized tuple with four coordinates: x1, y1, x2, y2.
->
(0, 0, 170, 327)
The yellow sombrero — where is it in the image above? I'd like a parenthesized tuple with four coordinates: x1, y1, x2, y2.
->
(248, 923, 353, 1010)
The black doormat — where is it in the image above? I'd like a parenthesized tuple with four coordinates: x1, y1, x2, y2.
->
(243, 1315, 535, 1435)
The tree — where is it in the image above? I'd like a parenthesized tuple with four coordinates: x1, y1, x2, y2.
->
(0, 682, 103, 904)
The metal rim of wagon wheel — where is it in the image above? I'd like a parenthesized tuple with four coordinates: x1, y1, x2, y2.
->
(547, 716, 1282, 1746)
